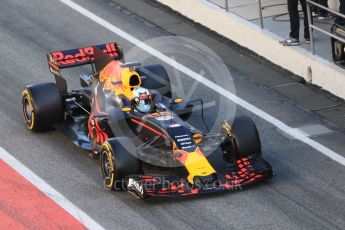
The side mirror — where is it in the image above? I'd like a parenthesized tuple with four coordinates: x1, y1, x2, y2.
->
(171, 98, 184, 104)
(121, 106, 132, 113)
(80, 73, 92, 87)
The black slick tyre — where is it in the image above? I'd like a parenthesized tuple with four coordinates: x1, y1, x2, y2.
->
(22, 82, 64, 132)
(221, 116, 262, 161)
(232, 116, 262, 158)
(101, 137, 142, 191)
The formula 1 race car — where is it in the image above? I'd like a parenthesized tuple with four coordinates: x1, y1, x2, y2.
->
(22, 42, 273, 199)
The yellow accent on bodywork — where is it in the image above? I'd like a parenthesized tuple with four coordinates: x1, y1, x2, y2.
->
(180, 148, 216, 184)
(111, 68, 142, 99)
(121, 106, 132, 113)
(120, 68, 141, 89)
(173, 98, 183, 104)
(193, 133, 203, 144)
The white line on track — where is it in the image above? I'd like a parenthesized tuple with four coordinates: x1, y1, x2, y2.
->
(59, 0, 345, 167)
(0, 147, 105, 230)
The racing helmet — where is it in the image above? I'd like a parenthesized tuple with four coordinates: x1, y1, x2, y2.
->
(132, 87, 152, 113)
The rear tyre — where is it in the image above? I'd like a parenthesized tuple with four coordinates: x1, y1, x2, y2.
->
(137, 64, 172, 98)
(101, 137, 142, 191)
(22, 83, 64, 132)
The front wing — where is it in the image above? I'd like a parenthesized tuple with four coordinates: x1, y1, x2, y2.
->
(126, 155, 273, 199)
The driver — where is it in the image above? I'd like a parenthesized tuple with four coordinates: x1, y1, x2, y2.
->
(132, 87, 153, 113)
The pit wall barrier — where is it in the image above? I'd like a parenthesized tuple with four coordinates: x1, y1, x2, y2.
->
(156, 0, 345, 100)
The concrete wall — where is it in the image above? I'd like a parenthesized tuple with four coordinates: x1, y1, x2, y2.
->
(156, 0, 345, 100)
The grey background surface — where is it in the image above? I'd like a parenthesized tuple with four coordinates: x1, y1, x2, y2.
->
(0, 0, 345, 229)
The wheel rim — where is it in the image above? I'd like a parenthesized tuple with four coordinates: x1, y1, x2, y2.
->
(22, 94, 34, 129)
(102, 150, 111, 177)
(101, 146, 115, 189)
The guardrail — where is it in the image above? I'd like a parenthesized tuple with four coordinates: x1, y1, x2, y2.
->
(306, 0, 345, 55)
(257, 0, 264, 29)
(209, 0, 264, 29)
(208, 0, 345, 56)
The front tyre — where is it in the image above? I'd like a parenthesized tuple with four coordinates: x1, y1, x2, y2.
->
(221, 116, 261, 161)
(232, 116, 261, 158)
(101, 137, 142, 191)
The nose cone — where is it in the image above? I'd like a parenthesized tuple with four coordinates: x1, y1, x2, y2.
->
(174, 147, 216, 184)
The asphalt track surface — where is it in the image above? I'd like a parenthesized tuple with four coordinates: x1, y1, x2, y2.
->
(1, 0, 345, 229)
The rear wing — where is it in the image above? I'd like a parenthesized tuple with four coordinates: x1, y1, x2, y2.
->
(47, 42, 123, 93)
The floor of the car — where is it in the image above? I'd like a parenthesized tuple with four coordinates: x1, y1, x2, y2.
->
(53, 116, 91, 150)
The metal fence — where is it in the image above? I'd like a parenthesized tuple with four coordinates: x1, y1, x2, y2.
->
(208, 0, 266, 29)
(207, 0, 345, 57)
(218, 0, 264, 29)
(306, 0, 345, 55)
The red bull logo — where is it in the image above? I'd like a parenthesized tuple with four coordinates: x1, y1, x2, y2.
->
(51, 43, 119, 66)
